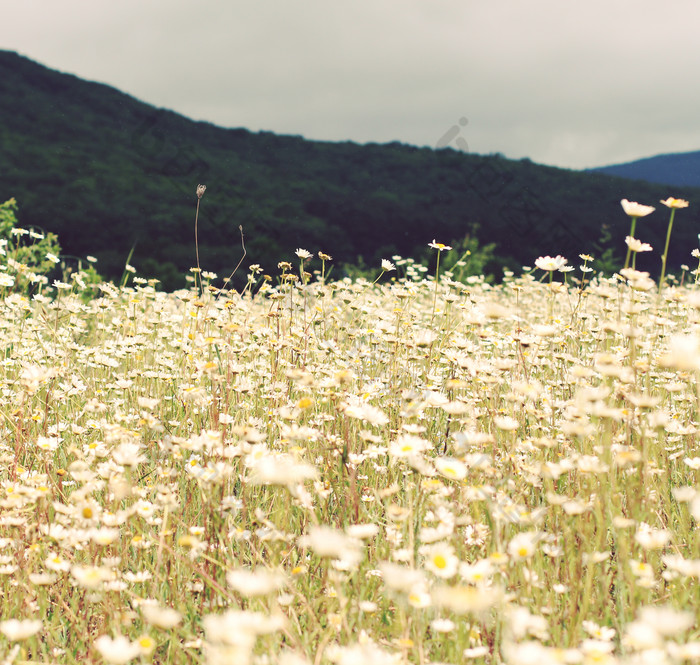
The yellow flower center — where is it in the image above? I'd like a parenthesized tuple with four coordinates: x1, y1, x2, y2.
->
(434, 555, 448, 569)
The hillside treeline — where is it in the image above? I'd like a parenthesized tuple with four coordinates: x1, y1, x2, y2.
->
(1, 50, 699, 289)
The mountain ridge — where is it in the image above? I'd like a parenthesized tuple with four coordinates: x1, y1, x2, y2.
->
(1, 49, 699, 288)
(588, 150, 700, 188)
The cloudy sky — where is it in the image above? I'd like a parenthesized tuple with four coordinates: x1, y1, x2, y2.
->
(3, 0, 700, 169)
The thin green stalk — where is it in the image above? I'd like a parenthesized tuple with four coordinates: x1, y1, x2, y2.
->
(194, 184, 206, 296)
(119, 245, 136, 289)
(371, 269, 387, 286)
(431, 251, 441, 324)
(658, 207, 677, 293)
(623, 216, 638, 270)
(194, 199, 201, 288)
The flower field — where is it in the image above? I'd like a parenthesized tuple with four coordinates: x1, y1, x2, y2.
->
(1, 199, 700, 664)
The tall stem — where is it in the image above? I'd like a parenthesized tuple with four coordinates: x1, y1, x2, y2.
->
(431, 252, 441, 324)
(623, 217, 638, 270)
(659, 208, 677, 293)
(194, 197, 202, 296)
(194, 184, 206, 296)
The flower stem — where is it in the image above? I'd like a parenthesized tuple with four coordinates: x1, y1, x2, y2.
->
(431, 251, 441, 324)
(659, 208, 677, 293)
(623, 217, 638, 270)
(194, 198, 202, 297)
(371, 270, 386, 286)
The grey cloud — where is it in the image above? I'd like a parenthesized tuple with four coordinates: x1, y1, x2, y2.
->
(3, 0, 700, 168)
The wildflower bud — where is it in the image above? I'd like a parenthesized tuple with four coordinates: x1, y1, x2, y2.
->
(196, 184, 206, 199)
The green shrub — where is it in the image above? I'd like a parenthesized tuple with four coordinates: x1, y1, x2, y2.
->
(0, 197, 101, 297)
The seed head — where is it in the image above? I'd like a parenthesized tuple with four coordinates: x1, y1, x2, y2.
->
(196, 184, 207, 199)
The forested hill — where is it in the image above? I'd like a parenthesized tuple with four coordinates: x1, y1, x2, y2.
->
(2, 49, 700, 289)
(589, 151, 700, 188)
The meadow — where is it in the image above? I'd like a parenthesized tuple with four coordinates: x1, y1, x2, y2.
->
(0, 196, 699, 664)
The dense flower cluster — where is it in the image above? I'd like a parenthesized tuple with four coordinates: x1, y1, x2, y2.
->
(0, 226, 699, 663)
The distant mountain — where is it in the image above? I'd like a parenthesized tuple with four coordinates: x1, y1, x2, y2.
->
(1, 49, 699, 288)
(589, 150, 700, 188)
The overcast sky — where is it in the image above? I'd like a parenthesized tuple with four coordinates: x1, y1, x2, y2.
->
(3, 0, 700, 170)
